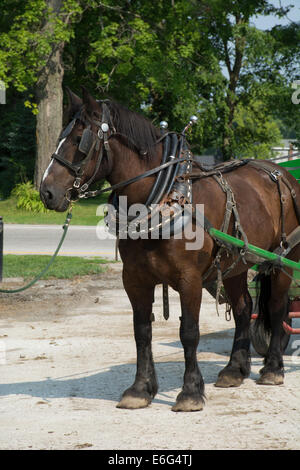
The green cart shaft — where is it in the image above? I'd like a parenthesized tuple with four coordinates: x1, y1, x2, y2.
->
(209, 228, 300, 272)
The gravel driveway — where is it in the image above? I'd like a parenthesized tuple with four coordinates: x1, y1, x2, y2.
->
(0, 263, 300, 450)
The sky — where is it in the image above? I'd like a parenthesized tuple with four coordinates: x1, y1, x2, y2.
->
(252, 0, 300, 30)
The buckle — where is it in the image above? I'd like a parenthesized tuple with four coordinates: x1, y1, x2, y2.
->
(79, 183, 88, 193)
(73, 177, 81, 189)
(270, 170, 281, 181)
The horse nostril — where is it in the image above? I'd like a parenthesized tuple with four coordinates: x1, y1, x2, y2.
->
(40, 187, 53, 204)
(46, 190, 53, 201)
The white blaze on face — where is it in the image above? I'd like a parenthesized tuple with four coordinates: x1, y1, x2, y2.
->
(55, 137, 66, 155)
(42, 137, 66, 182)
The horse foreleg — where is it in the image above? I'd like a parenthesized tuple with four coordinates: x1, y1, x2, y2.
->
(117, 275, 157, 409)
(215, 272, 252, 388)
(172, 277, 204, 412)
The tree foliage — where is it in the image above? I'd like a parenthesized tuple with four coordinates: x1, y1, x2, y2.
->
(0, 0, 83, 196)
(64, 0, 300, 157)
(0, 0, 82, 93)
(0, 0, 299, 196)
(0, 90, 36, 197)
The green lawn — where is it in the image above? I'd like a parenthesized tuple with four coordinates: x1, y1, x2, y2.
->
(2, 254, 110, 280)
(0, 194, 108, 225)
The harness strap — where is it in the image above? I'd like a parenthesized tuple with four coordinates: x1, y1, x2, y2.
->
(162, 284, 169, 320)
(280, 174, 300, 225)
(249, 160, 300, 247)
(76, 145, 104, 194)
(52, 153, 84, 176)
(212, 174, 233, 234)
(107, 130, 179, 158)
(187, 159, 250, 180)
(80, 155, 193, 199)
(275, 177, 288, 247)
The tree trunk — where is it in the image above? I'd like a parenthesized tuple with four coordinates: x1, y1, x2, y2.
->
(221, 14, 246, 161)
(34, 0, 64, 189)
(221, 94, 236, 161)
(34, 46, 64, 189)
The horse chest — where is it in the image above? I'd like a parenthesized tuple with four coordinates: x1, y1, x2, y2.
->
(120, 239, 180, 284)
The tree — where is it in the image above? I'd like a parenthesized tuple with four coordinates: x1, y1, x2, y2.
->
(194, 0, 298, 159)
(0, 0, 299, 197)
(34, 0, 82, 188)
(0, 90, 36, 198)
(65, 0, 298, 159)
(0, 0, 82, 188)
(63, 0, 226, 153)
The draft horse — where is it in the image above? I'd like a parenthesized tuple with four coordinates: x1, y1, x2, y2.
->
(40, 88, 300, 412)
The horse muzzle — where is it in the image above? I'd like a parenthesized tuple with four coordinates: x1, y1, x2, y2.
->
(40, 181, 70, 212)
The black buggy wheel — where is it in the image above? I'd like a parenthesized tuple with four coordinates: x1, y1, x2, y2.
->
(249, 316, 292, 357)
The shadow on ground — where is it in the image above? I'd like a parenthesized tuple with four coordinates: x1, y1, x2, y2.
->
(1, 324, 299, 405)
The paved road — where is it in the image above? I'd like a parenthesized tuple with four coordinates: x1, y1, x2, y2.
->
(3, 224, 118, 260)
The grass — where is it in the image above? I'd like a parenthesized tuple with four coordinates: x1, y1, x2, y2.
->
(2, 254, 110, 280)
(0, 194, 109, 225)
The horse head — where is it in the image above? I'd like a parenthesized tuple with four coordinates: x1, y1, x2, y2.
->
(40, 87, 113, 211)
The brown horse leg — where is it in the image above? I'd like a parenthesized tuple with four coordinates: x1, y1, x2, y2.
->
(215, 272, 252, 388)
(117, 275, 158, 409)
(172, 278, 204, 412)
(257, 269, 291, 385)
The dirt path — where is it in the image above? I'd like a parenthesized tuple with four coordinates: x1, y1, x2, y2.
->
(0, 263, 300, 450)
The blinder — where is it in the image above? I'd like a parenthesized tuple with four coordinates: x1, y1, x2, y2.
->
(52, 128, 96, 177)
(78, 127, 95, 155)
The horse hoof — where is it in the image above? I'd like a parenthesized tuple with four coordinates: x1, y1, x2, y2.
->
(256, 372, 284, 385)
(215, 373, 244, 388)
(116, 395, 151, 409)
(171, 393, 204, 412)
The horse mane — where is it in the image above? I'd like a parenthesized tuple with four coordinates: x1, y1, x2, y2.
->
(104, 100, 161, 159)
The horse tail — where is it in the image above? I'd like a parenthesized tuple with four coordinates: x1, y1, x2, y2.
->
(255, 272, 272, 333)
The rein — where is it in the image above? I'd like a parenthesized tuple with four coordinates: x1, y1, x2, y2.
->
(0, 209, 73, 294)
(78, 155, 192, 199)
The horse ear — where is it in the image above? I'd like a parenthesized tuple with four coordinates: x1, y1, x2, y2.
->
(64, 87, 82, 122)
(81, 86, 98, 116)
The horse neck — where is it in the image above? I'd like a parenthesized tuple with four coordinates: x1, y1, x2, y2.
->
(106, 139, 163, 205)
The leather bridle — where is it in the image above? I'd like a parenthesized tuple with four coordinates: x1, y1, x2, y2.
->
(51, 102, 114, 201)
